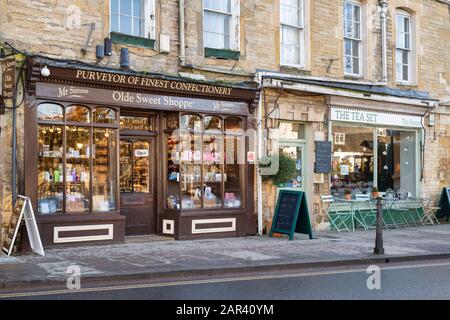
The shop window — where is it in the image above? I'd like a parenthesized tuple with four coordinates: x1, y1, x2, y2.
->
(280, 0, 305, 67)
(166, 114, 243, 210)
(94, 107, 117, 124)
(38, 103, 64, 122)
(225, 117, 243, 132)
(37, 103, 119, 215)
(66, 105, 90, 123)
(331, 125, 374, 197)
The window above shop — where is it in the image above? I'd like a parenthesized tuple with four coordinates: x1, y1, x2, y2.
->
(110, 0, 156, 48)
(343, 1, 362, 77)
(203, 0, 240, 59)
(279, 121, 305, 140)
(396, 9, 415, 84)
(280, 0, 305, 68)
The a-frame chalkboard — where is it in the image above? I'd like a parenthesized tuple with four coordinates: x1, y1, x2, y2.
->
(269, 190, 313, 241)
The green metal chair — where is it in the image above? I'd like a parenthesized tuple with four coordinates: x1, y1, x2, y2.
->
(355, 194, 377, 230)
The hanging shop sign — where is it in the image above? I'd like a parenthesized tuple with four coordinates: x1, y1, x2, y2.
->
(330, 107, 423, 128)
(35, 83, 249, 115)
(1, 57, 16, 100)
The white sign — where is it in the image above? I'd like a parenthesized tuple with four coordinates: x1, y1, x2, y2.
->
(134, 149, 149, 157)
(340, 165, 350, 176)
(331, 107, 423, 128)
(2, 196, 45, 257)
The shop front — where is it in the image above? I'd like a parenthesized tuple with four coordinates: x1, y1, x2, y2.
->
(23, 59, 258, 247)
(329, 101, 424, 199)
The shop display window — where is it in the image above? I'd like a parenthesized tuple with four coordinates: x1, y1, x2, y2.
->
(166, 114, 244, 210)
(37, 103, 119, 215)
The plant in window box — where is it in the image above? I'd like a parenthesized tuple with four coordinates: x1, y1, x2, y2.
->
(344, 188, 352, 201)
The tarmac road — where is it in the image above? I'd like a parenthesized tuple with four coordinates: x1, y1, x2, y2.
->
(2, 259, 450, 300)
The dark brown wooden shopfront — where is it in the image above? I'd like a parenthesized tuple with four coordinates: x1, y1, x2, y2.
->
(23, 59, 258, 247)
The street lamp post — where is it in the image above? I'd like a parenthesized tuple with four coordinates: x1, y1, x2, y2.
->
(374, 197, 385, 255)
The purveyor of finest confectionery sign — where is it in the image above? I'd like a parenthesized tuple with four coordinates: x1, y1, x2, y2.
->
(330, 107, 423, 128)
(36, 82, 249, 115)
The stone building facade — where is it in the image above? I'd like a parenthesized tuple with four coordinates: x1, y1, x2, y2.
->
(1, 0, 450, 246)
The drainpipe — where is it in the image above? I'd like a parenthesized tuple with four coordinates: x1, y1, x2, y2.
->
(179, 0, 186, 67)
(255, 75, 264, 236)
(379, 0, 388, 83)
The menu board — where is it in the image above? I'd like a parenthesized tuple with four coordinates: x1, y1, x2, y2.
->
(2, 197, 26, 256)
(437, 187, 450, 220)
(270, 190, 313, 241)
(315, 141, 332, 174)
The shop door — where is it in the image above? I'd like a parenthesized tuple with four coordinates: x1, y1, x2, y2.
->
(120, 138, 156, 235)
(278, 143, 306, 191)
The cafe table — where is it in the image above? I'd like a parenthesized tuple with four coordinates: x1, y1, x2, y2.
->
(337, 199, 367, 232)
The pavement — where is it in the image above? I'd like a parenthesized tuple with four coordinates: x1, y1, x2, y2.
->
(2, 224, 450, 292)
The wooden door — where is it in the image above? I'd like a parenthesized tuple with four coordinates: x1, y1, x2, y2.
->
(120, 138, 156, 235)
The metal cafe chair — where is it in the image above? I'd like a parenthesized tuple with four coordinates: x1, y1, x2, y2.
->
(383, 196, 402, 229)
(321, 195, 352, 233)
(354, 194, 376, 230)
(420, 197, 441, 225)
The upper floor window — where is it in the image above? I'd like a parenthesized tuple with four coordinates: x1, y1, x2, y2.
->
(343, 1, 362, 76)
(203, 0, 240, 51)
(280, 0, 305, 67)
(396, 11, 413, 83)
(111, 0, 155, 39)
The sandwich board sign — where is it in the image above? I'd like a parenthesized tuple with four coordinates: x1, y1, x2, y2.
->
(2, 196, 45, 256)
(269, 190, 314, 241)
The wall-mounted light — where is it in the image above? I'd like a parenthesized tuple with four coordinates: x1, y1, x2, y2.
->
(41, 66, 50, 77)
(120, 48, 130, 69)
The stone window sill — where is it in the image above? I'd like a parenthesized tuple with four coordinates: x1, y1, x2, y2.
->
(204, 47, 240, 61)
(110, 32, 155, 49)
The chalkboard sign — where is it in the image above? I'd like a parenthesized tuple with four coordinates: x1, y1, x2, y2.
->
(315, 141, 332, 174)
(437, 187, 450, 220)
(2, 197, 26, 256)
(270, 190, 313, 241)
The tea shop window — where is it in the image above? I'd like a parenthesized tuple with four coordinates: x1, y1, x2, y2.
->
(37, 103, 119, 215)
(165, 114, 245, 210)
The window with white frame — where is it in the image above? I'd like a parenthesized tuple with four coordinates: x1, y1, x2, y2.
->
(334, 133, 346, 145)
(343, 1, 362, 76)
(280, 0, 304, 67)
(111, 0, 155, 39)
(396, 11, 413, 83)
(203, 0, 239, 51)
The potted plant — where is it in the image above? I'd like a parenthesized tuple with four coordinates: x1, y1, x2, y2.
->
(371, 187, 379, 199)
(344, 188, 352, 200)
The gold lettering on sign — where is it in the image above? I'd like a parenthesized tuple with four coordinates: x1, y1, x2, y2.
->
(74, 70, 233, 96)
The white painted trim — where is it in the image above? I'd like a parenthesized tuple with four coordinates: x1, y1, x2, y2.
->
(53, 225, 114, 244)
(192, 218, 236, 234)
(162, 220, 175, 235)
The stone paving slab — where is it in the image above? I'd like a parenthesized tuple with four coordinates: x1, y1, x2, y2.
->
(1, 225, 450, 288)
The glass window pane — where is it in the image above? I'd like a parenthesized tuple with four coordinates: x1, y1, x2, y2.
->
(167, 133, 180, 209)
(281, 0, 301, 26)
(111, 13, 119, 32)
(133, 141, 151, 193)
(344, 55, 352, 74)
(120, 15, 133, 35)
(403, 65, 409, 81)
(279, 122, 305, 140)
(66, 105, 90, 123)
(38, 125, 64, 214)
(120, 115, 153, 131)
(204, 0, 231, 13)
(66, 126, 91, 212)
(225, 135, 243, 208)
(133, 0, 143, 18)
(281, 25, 301, 65)
(180, 132, 202, 209)
(204, 11, 230, 49)
(331, 125, 374, 198)
(352, 57, 359, 74)
(225, 118, 243, 132)
(277, 145, 304, 188)
(120, 0, 132, 15)
(93, 108, 117, 124)
(204, 116, 222, 131)
(133, 18, 143, 37)
(111, 0, 119, 13)
(120, 141, 133, 193)
(181, 114, 202, 131)
(38, 103, 64, 121)
(93, 128, 117, 211)
(203, 134, 224, 208)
